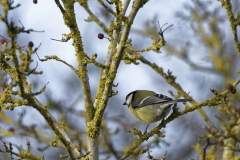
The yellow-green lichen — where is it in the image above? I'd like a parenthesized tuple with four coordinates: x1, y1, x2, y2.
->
(18, 150, 43, 160)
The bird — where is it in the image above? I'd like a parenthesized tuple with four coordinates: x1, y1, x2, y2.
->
(123, 90, 190, 133)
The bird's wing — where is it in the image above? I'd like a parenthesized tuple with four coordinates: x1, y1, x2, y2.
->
(131, 94, 173, 108)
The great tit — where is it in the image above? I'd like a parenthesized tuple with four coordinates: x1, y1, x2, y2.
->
(123, 90, 190, 132)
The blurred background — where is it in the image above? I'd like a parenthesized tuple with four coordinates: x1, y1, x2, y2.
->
(0, 0, 240, 159)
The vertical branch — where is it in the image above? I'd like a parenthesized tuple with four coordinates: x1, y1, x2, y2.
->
(59, 1, 94, 123)
(222, 138, 236, 160)
(218, 0, 240, 55)
(91, 0, 144, 136)
(55, 0, 96, 159)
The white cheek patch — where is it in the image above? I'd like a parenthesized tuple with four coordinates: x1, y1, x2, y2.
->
(126, 94, 133, 105)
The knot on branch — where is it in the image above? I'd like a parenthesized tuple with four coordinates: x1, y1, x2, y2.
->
(109, 90, 118, 97)
(32, 82, 49, 96)
(132, 148, 147, 156)
(84, 53, 106, 68)
(51, 33, 72, 42)
(148, 22, 173, 53)
(122, 53, 140, 65)
(128, 128, 142, 137)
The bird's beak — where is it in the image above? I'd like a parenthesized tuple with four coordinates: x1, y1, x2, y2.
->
(123, 102, 127, 105)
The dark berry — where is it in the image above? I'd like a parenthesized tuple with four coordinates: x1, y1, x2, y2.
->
(33, 0, 37, 4)
(231, 88, 236, 94)
(98, 33, 104, 39)
(28, 41, 34, 48)
(1, 39, 6, 44)
(235, 108, 240, 114)
(226, 84, 236, 94)
(8, 127, 15, 132)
